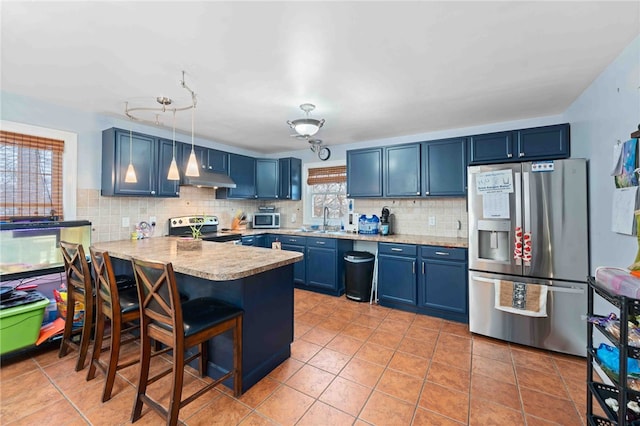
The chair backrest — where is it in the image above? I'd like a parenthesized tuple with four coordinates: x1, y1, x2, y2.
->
(89, 247, 118, 318)
(60, 240, 92, 296)
(131, 257, 183, 336)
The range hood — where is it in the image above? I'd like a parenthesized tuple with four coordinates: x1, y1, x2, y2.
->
(180, 172, 236, 189)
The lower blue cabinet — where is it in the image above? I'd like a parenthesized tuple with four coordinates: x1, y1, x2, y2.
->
(377, 243, 418, 310)
(418, 246, 468, 323)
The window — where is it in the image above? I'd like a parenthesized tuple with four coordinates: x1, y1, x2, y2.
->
(0, 130, 64, 219)
(307, 165, 348, 222)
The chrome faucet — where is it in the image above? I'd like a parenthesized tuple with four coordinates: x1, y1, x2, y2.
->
(323, 206, 329, 231)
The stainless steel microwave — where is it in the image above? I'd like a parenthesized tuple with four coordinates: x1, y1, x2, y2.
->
(252, 212, 280, 229)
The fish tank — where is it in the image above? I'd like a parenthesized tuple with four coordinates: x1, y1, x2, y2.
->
(0, 220, 91, 281)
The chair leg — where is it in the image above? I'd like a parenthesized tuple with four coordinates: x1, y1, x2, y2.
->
(198, 342, 207, 377)
(233, 316, 243, 397)
(131, 331, 151, 423)
(102, 317, 121, 402)
(58, 293, 76, 359)
(75, 297, 93, 371)
(168, 348, 185, 426)
(86, 312, 105, 381)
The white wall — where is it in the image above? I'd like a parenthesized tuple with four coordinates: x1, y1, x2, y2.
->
(564, 35, 640, 272)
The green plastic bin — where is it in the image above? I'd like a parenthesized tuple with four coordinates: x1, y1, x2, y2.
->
(0, 297, 49, 355)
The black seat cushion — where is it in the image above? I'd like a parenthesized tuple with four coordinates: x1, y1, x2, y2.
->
(147, 298, 241, 337)
(119, 287, 139, 314)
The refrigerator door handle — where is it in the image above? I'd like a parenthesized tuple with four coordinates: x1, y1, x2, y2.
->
(514, 172, 522, 266)
(523, 172, 532, 266)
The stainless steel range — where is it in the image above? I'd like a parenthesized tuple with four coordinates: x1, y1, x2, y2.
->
(167, 215, 242, 243)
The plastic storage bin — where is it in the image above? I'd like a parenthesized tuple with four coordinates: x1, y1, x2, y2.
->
(344, 251, 375, 302)
(0, 291, 49, 355)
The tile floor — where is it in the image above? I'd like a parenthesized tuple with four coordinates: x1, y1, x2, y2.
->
(1, 288, 591, 425)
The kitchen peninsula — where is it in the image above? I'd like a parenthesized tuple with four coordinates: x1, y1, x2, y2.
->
(92, 237, 303, 392)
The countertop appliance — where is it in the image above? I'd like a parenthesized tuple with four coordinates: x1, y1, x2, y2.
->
(167, 215, 241, 243)
(467, 159, 589, 356)
(252, 212, 280, 229)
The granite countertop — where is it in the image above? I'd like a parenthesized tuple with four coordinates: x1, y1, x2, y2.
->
(92, 237, 303, 281)
(239, 229, 468, 248)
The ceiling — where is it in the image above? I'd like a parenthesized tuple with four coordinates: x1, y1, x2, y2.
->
(2, 2, 639, 154)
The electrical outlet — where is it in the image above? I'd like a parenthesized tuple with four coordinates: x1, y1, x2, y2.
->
(428, 216, 436, 226)
(149, 216, 157, 224)
(122, 217, 130, 228)
(291, 213, 297, 223)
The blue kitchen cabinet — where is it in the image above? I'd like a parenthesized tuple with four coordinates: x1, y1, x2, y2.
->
(279, 157, 302, 201)
(418, 246, 468, 323)
(515, 124, 569, 161)
(256, 159, 279, 199)
(241, 235, 256, 246)
(278, 235, 306, 285)
(422, 137, 467, 196)
(181, 144, 228, 175)
(102, 128, 158, 197)
(384, 143, 421, 197)
(217, 153, 256, 199)
(469, 124, 569, 164)
(346, 148, 383, 198)
(305, 237, 352, 296)
(157, 139, 181, 197)
(468, 131, 513, 164)
(377, 243, 418, 310)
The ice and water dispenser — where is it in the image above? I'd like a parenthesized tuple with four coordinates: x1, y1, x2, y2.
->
(475, 219, 511, 262)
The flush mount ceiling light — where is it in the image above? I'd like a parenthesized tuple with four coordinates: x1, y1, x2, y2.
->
(124, 71, 200, 178)
(287, 103, 325, 137)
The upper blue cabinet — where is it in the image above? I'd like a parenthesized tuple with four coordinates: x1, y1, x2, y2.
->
(422, 137, 467, 197)
(384, 143, 421, 197)
(347, 148, 383, 197)
(102, 128, 179, 197)
(256, 158, 279, 199)
(217, 153, 257, 199)
(279, 157, 302, 201)
(469, 123, 569, 165)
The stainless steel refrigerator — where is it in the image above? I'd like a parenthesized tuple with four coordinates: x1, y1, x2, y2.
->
(467, 158, 589, 356)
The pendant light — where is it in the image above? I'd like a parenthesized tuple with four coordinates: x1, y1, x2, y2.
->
(167, 110, 180, 180)
(124, 127, 137, 183)
(185, 105, 200, 177)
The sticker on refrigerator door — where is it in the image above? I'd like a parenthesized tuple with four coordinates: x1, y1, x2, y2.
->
(476, 170, 514, 194)
(531, 161, 554, 172)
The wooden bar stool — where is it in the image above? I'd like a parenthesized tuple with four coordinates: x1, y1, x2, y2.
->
(130, 257, 243, 426)
(86, 247, 153, 402)
(58, 241, 94, 371)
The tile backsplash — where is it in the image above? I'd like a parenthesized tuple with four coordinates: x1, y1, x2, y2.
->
(77, 188, 468, 243)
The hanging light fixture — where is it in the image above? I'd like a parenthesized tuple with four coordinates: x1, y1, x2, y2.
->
(167, 110, 180, 180)
(287, 103, 325, 137)
(124, 127, 137, 183)
(185, 105, 200, 177)
(124, 71, 199, 176)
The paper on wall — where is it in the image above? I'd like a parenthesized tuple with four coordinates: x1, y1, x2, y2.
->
(611, 142, 624, 176)
(612, 186, 638, 235)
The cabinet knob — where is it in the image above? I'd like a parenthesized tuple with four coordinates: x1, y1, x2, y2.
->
(425, 191, 430, 195)
(151, 190, 156, 195)
(519, 152, 525, 158)
(416, 192, 420, 195)
(208, 166, 213, 170)
(346, 193, 350, 197)
(507, 153, 513, 158)
(275, 195, 278, 198)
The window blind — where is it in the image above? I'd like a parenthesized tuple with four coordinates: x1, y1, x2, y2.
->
(0, 130, 64, 219)
(307, 165, 347, 185)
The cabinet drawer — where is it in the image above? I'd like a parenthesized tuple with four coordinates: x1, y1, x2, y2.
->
(280, 235, 306, 245)
(378, 243, 417, 257)
(421, 246, 467, 261)
(307, 237, 336, 248)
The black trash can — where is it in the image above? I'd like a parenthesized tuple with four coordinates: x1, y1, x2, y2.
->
(344, 251, 375, 302)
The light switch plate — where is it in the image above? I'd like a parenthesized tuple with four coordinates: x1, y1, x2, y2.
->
(122, 217, 130, 227)
(428, 216, 436, 226)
